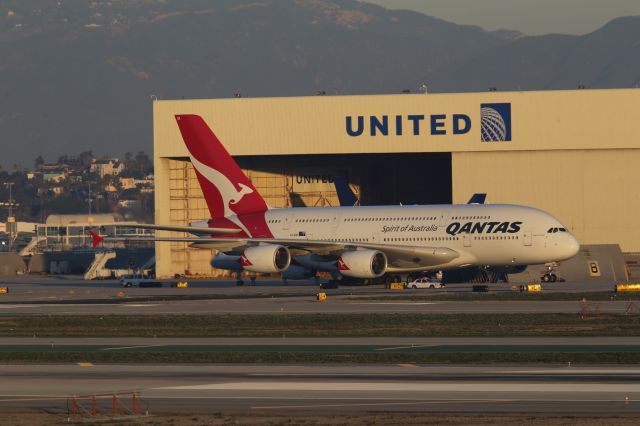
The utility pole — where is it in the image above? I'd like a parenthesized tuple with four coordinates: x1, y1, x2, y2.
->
(87, 182, 93, 216)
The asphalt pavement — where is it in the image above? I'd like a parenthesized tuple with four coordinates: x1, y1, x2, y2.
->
(0, 275, 631, 315)
(1, 364, 639, 414)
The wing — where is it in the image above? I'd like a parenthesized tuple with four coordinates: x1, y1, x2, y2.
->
(94, 234, 459, 269)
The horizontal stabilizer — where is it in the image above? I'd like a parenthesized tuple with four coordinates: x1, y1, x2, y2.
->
(117, 223, 242, 235)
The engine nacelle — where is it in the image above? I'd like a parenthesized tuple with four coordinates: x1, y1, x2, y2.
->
(338, 250, 387, 278)
(210, 253, 241, 271)
(282, 265, 317, 280)
(241, 245, 291, 273)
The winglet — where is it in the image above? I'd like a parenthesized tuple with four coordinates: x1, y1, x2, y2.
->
(89, 231, 104, 248)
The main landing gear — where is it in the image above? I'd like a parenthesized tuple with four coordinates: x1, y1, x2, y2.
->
(235, 271, 244, 286)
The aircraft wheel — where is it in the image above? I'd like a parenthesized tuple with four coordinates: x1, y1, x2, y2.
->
(550, 274, 558, 282)
(542, 274, 551, 283)
(236, 280, 244, 286)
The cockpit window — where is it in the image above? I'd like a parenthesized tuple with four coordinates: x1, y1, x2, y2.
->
(559, 228, 567, 232)
(548, 227, 564, 233)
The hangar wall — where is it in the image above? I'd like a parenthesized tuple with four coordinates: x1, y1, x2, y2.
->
(453, 149, 640, 253)
(154, 88, 640, 278)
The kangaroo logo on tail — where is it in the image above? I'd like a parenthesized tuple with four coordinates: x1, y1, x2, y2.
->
(189, 155, 254, 218)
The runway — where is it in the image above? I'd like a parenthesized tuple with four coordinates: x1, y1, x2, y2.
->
(0, 297, 633, 315)
(1, 364, 639, 414)
(2, 336, 640, 353)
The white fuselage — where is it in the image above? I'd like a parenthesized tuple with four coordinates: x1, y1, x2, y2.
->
(258, 204, 579, 271)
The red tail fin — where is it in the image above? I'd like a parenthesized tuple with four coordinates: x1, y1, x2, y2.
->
(89, 231, 104, 249)
(175, 115, 268, 220)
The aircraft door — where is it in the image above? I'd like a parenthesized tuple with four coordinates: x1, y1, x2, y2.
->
(438, 212, 450, 227)
(283, 214, 294, 230)
(523, 232, 532, 246)
(463, 233, 472, 247)
(331, 213, 341, 236)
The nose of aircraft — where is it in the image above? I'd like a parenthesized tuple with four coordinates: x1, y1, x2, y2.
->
(565, 234, 580, 259)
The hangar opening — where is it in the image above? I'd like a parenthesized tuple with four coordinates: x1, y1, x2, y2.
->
(167, 152, 451, 210)
(238, 153, 452, 207)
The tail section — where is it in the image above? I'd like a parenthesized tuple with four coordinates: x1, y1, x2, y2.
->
(333, 175, 359, 207)
(89, 231, 104, 249)
(467, 193, 487, 205)
(175, 115, 273, 238)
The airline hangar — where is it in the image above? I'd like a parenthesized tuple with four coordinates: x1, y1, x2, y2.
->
(153, 88, 640, 278)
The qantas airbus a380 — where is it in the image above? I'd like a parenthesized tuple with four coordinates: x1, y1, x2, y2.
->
(94, 115, 580, 283)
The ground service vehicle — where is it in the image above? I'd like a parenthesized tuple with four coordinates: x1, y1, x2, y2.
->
(119, 274, 160, 288)
(405, 278, 444, 289)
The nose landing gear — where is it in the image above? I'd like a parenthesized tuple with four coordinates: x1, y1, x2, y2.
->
(541, 263, 558, 282)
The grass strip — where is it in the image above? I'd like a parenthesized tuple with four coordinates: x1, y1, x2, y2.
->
(350, 291, 635, 302)
(1, 313, 640, 337)
(2, 351, 640, 364)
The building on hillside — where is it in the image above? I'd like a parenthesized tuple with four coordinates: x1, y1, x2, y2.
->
(152, 88, 640, 278)
(90, 159, 124, 177)
(43, 172, 66, 182)
(119, 176, 154, 190)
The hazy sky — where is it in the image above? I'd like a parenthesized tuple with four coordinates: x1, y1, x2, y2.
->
(367, 0, 640, 35)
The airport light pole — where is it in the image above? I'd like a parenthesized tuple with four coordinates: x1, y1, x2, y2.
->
(4, 182, 14, 219)
(4, 182, 15, 249)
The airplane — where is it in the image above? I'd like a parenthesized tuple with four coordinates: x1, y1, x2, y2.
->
(92, 114, 580, 285)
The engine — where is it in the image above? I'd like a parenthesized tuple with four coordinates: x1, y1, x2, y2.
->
(282, 265, 317, 280)
(338, 250, 387, 278)
(240, 245, 291, 273)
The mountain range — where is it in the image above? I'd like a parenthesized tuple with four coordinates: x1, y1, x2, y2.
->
(1, 0, 638, 168)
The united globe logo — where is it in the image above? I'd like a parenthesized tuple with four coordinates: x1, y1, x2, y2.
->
(480, 103, 512, 142)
